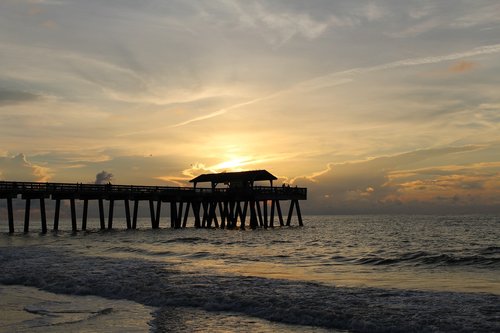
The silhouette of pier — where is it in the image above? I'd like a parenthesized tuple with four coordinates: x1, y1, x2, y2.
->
(0, 170, 306, 233)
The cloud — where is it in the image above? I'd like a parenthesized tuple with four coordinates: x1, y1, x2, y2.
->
(452, 3, 500, 28)
(448, 60, 477, 73)
(94, 170, 113, 184)
(200, 1, 354, 47)
(294, 145, 500, 214)
(388, 18, 440, 38)
(170, 43, 500, 127)
(358, 2, 385, 21)
(0, 153, 51, 181)
(0, 90, 40, 106)
(388, 162, 500, 204)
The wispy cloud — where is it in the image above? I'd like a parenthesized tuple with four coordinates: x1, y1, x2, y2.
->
(171, 43, 500, 127)
(452, 3, 500, 28)
(198, 1, 355, 47)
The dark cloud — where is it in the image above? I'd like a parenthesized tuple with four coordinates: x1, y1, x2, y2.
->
(95, 170, 113, 184)
(0, 90, 40, 106)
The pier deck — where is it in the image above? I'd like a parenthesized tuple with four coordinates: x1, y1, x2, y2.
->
(1, 179, 306, 233)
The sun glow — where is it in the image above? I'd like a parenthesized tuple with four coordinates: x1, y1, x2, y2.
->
(211, 157, 250, 171)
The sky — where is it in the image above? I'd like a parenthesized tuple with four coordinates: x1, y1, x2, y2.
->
(1, 0, 500, 214)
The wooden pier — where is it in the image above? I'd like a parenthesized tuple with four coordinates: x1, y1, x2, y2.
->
(0, 170, 306, 233)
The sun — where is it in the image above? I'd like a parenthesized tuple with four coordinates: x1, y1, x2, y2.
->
(212, 157, 249, 171)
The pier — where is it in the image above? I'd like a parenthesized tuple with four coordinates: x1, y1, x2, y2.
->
(0, 170, 306, 233)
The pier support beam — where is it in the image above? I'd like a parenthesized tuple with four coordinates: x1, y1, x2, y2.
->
(227, 201, 235, 229)
(286, 199, 302, 226)
(256, 201, 264, 227)
(170, 201, 177, 228)
(124, 199, 131, 229)
(40, 198, 47, 234)
(182, 201, 191, 228)
(155, 201, 161, 228)
(24, 198, 30, 233)
(250, 201, 258, 229)
(53, 199, 60, 231)
(108, 199, 114, 229)
(286, 199, 295, 226)
(98, 199, 105, 230)
(70, 198, 77, 232)
(201, 201, 208, 228)
(7, 197, 14, 234)
(263, 200, 268, 228)
(176, 202, 184, 228)
(81, 199, 89, 231)
(269, 200, 276, 228)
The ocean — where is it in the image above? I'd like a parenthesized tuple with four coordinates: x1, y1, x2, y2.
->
(0, 215, 499, 332)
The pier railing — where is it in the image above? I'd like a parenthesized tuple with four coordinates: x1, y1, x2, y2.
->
(0, 181, 306, 199)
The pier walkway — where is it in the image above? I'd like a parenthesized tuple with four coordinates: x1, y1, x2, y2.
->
(0, 171, 306, 233)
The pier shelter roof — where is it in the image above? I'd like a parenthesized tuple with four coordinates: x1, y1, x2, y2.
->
(190, 170, 277, 187)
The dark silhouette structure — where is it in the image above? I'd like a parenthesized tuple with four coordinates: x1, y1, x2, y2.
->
(0, 170, 306, 233)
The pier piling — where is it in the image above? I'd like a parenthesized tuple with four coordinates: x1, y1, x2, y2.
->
(1, 170, 306, 232)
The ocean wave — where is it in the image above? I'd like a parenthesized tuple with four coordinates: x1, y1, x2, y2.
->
(480, 246, 500, 255)
(335, 250, 500, 268)
(1, 246, 499, 333)
(104, 246, 175, 257)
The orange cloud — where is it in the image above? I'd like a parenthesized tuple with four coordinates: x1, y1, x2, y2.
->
(42, 20, 57, 29)
(0, 153, 52, 182)
(448, 60, 477, 73)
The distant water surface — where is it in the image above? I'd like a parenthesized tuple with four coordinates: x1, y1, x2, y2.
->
(1, 215, 499, 332)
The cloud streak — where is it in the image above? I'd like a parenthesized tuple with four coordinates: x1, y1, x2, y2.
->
(171, 43, 500, 127)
